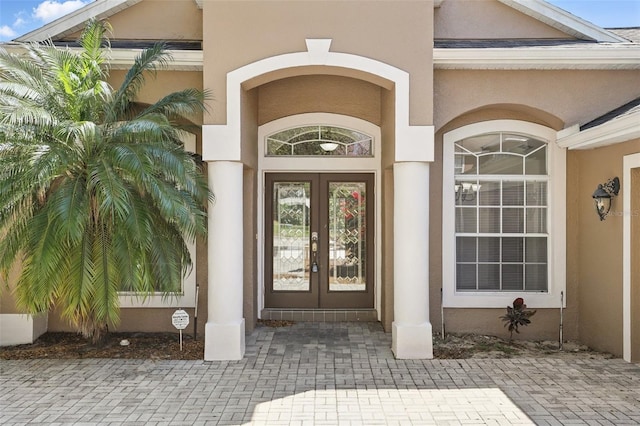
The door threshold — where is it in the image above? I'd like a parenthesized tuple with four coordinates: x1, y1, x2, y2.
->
(261, 308, 377, 322)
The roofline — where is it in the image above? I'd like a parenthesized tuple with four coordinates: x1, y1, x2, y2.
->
(108, 48, 203, 71)
(434, 46, 640, 70)
(497, 0, 627, 43)
(0, 43, 202, 71)
(15, 0, 626, 45)
(4, 42, 638, 72)
(15, 0, 143, 42)
(557, 113, 640, 150)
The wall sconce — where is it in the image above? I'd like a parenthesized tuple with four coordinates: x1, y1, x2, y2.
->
(592, 177, 620, 221)
(455, 182, 480, 202)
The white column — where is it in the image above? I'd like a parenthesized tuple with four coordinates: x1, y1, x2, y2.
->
(205, 161, 245, 360)
(392, 161, 433, 359)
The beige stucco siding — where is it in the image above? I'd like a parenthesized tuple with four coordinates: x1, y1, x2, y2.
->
(435, 70, 640, 132)
(257, 75, 382, 127)
(107, 70, 204, 125)
(569, 139, 640, 356)
(431, 107, 579, 342)
(435, 0, 572, 40)
(0, 265, 22, 314)
(203, 0, 433, 126)
(66, 0, 203, 41)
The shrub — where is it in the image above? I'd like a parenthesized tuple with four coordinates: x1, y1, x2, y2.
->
(500, 298, 536, 341)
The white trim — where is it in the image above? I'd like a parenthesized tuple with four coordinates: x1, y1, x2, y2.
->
(622, 153, 640, 362)
(497, 0, 626, 42)
(557, 113, 640, 150)
(442, 120, 566, 308)
(107, 49, 203, 71)
(0, 313, 48, 346)
(119, 132, 198, 308)
(257, 113, 382, 319)
(202, 38, 433, 164)
(434, 46, 640, 70)
(16, 0, 143, 42)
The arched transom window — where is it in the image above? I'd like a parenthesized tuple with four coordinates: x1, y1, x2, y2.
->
(266, 125, 373, 157)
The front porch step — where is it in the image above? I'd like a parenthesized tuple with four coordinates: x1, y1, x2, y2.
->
(261, 309, 377, 322)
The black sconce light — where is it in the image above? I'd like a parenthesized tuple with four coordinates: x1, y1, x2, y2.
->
(592, 177, 620, 221)
(455, 182, 480, 202)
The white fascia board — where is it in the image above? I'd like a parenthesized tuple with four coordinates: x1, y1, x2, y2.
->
(557, 113, 640, 150)
(194, 0, 204, 9)
(497, 0, 626, 42)
(107, 48, 203, 71)
(0, 44, 203, 71)
(434, 46, 640, 70)
(15, 0, 143, 42)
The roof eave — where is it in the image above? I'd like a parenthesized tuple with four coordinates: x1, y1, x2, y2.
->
(434, 47, 640, 70)
(557, 114, 640, 150)
(497, 0, 626, 43)
(15, 0, 143, 42)
(108, 48, 203, 71)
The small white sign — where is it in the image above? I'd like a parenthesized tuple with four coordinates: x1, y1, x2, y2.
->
(172, 309, 190, 330)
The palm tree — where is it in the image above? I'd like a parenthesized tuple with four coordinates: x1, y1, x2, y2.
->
(0, 20, 210, 344)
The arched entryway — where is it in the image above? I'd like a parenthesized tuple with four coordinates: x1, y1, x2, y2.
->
(202, 39, 434, 361)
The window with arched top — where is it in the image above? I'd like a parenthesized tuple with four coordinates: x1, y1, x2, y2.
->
(266, 125, 373, 157)
(442, 120, 566, 309)
(454, 133, 548, 293)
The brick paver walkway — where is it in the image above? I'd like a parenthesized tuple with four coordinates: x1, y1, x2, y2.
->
(1, 322, 640, 425)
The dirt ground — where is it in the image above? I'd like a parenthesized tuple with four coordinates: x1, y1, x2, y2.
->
(0, 321, 615, 361)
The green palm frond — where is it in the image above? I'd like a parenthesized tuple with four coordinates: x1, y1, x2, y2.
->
(0, 19, 210, 343)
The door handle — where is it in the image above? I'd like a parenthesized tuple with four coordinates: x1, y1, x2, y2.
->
(311, 232, 318, 272)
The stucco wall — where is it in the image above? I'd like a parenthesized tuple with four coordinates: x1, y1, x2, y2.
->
(431, 107, 579, 341)
(435, 0, 572, 40)
(570, 139, 640, 356)
(433, 70, 639, 344)
(257, 75, 382, 127)
(632, 169, 640, 361)
(435, 70, 640, 132)
(107, 71, 204, 125)
(202, 0, 433, 126)
(65, 0, 203, 41)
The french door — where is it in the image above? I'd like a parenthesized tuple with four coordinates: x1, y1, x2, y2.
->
(265, 173, 374, 308)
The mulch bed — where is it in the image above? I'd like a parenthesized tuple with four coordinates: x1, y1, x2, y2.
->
(0, 332, 204, 360)
(0, 320, 294, 361)
(1, 321, 611, 361)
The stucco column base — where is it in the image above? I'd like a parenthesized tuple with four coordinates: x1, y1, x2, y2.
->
(204, 319, 245, 361)
(392, 321, 433, 359)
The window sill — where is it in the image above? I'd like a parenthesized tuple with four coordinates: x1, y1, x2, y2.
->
(443, 290, 565, 309)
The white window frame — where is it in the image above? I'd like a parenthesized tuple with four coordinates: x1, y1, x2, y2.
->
(442, 120, 566, 308)
(119, 132, 197, 308)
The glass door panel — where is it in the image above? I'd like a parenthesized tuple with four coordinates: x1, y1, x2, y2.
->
(265, 173, 374, 309)
(328, 182, 367, 292)
(272, 182, 311, 291)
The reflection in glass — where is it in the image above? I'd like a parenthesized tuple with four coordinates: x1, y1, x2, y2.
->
(267, 125, 373, 157)
(272, 182, 310, 291)
(328, 182, 366, 291)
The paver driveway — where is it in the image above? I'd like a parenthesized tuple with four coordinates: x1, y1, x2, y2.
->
(1, 322, 640, 425)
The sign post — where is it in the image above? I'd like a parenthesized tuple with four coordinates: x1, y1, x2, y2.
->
(172, 309, 190, 351)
